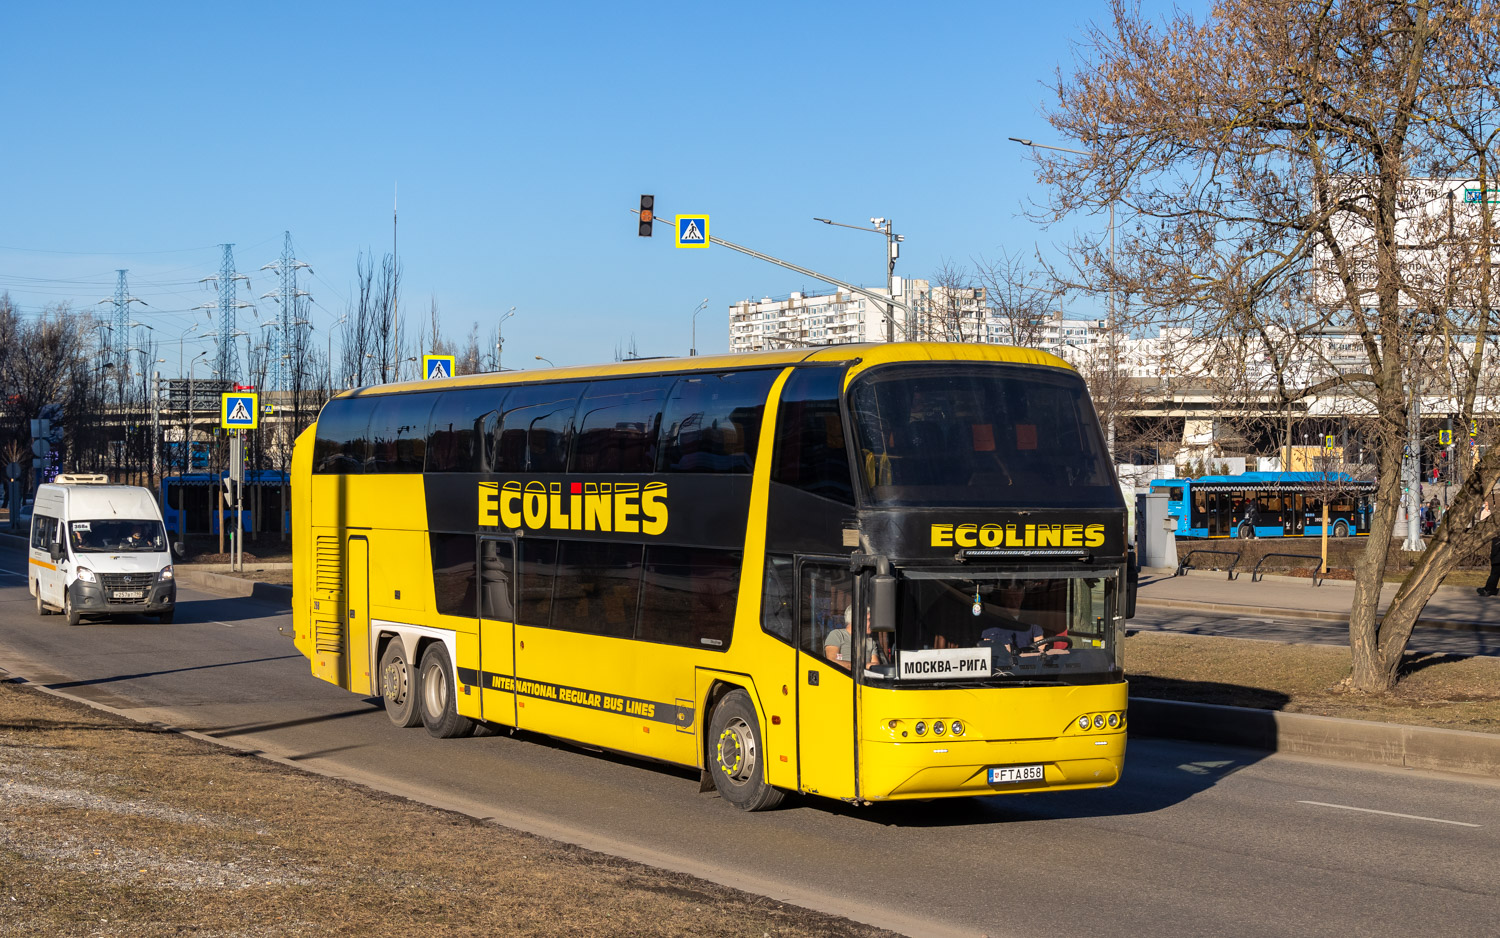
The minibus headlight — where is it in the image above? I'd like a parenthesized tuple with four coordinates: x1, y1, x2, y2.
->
(159, 565, 174, 581)
(914, 721, 927, 736)
(1078, 716, 1091, 731)
(75, 567, 97, 583)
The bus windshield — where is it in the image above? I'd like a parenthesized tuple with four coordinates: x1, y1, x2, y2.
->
(849, 364, 1115, 508)
(864, 571, 1118, 685)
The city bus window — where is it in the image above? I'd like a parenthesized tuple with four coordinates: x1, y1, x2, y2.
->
(517, 538, 558, 627)
(430, 533, 478, 618)
(800, 563, 856, 667)
(659, 370, 779, 474)
(366, 392, 438, 473)
(494, 383, 585, 473)
(426, 387, 505, 472)
(760, 554, 795, 646)
(773, 368, 855, 504)
(550, 540, 641, 639)
(1164, 486, 1184, 501)
(312, 394, 376, 474)
(571, 377, 671, 473)
(638, 546, 740, 650)
(479, 539, 513, 620)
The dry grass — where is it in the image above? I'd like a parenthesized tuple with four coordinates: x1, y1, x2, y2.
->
(1126, 630, 1500, 733)
(0, 681, 894, 938)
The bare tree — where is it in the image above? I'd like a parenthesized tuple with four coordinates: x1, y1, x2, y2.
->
(1032, 0, 1500, 692)
(975, 247, 1055, 348)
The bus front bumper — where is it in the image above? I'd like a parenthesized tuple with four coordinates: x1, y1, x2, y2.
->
(859, 731, 1126, 801)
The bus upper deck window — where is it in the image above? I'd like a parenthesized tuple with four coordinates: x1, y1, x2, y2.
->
(659, 370, 778, 474)
(772, 368, 854, 505)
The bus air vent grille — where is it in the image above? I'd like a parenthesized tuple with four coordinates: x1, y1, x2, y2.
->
(313, 618, 343, 654)
(314, 536, 342, 601)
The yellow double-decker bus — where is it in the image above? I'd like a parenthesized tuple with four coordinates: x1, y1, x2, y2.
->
(291, 342, 1133, 809)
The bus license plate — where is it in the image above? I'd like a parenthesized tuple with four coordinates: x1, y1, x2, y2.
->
(112, 590, 144, 600)
(988, 764, 1044, 784)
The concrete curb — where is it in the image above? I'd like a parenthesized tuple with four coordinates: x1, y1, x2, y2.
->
(1135, 596, 1500, 634)
(176, 567, 291, 604)
(1129, 697, 1500, 780)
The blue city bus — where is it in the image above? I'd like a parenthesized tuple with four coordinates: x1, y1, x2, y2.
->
(1149, 472, 1376, 539)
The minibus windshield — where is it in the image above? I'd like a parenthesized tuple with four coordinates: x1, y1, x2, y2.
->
(69, 519, 167, 553)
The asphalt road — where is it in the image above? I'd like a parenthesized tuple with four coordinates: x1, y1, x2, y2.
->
(2, 537, 1498, 938)
(1130, 604, 1500, 657)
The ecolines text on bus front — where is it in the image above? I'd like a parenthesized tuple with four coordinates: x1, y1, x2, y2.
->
(478, 479, 669, 535)
(930, 522, 1106, 549)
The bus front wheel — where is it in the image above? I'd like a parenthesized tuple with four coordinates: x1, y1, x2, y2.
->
(378, 641, 423, 729)
(1334, 520, 1350, 538)
(418, 644, 475, 739)
(1238, 523, 1255, 539)
(707, 690, 784, 811)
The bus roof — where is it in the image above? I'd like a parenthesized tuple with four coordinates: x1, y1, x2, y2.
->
(335, 341, 1076, 399)
(1151, 471, 1369, 486)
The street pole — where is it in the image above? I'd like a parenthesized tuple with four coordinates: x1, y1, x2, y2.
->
(690, 298, 708, 356)
(497, 307, 516, 372)
(151, 372, 161, 492)
(886, 220, 897, 342)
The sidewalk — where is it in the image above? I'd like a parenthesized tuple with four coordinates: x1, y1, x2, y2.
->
(1138, 569, 1500, 631)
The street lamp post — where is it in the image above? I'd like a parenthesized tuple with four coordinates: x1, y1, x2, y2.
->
(535, 355, 553, 368)
(689, 298, 709, 356)
(813, 216, 904, 342)
(497, 307, 517, 372)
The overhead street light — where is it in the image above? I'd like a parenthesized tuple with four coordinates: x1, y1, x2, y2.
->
(498, 306, 517, 371)
(690, 298, 709, 356)
(812, 215, 904, 342)
(535, 355, 553, 367)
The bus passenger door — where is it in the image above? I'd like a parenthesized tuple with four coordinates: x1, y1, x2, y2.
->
(1286, 495, 1305, 535)
(477, 536, 517, 728)
(346, 536, 371, 695)
(795, 559, 857, 801)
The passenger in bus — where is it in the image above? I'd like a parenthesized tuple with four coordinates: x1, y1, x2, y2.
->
(825, 604, 888, 670)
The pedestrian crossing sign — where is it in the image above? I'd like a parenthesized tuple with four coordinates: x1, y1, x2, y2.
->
(220, 392, 259, 430)
(423, 354, 456, 380)
(676, 215, 709, 248)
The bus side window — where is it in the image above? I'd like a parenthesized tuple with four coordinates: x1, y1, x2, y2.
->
(773, 368, 855, 505)
(571, 377, 671, 473)
(517, 538, 558, 627)
(550, 540, 641, 639)
(312, 394, 377, 474)
(800, 563, 856, 667)
(426, 387, 505, 473)
(494, 383, 586, 474)
(638, 546, 740, 650)
(658, 370, 779, 474)
(479, 539, 513, 620)
(430, 533, 479, 618)
(366, 392, 439, 473)
(760, 554, 795, 646)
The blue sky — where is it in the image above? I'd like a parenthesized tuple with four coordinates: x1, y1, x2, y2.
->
(0, 0, 1146, 375)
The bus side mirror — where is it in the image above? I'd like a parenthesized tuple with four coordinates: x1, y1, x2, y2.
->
(871, 573, 897, 633)
(173, 541, 186, 557)
(49, 540, 63, 563)
(1125, 550, 1138, 620)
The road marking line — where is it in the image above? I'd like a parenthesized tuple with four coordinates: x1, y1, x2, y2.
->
(214, 621, 236, 628)
(0, 565, 31, 576)
(1298, 800, 1480, 827)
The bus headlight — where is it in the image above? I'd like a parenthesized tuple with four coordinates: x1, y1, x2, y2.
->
(1107, 712, 1120, 728)
(159, 565, 174, 581)
(933, 721, 946, 736)
(1078, 716, 1091, 731)
(914, 721, 927, 736)
(1093, 714, 1106, 729)
(76, 567, 97, 583)
(949, 720, 964, 737)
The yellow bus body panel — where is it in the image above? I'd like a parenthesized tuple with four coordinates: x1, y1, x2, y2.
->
(858, 681, 1128, 800)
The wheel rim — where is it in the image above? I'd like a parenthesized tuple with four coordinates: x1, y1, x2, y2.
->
(383, 657, 410, 707)
(715, 716, 757, 785)
(422, 661, 448, 718)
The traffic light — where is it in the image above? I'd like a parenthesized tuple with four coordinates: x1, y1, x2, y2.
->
(639, 195, 654, 237)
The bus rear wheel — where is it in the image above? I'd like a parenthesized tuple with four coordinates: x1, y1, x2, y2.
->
(378, 641, 423, 729)
(418, 644, 475, 739)
(707, 690, 784, 811)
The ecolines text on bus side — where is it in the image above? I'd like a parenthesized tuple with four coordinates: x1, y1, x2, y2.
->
(930, 522, 1106, 549)
(478, 480, 669, 535)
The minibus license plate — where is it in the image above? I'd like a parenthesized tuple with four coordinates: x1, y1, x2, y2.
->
(113, 590, 144, 600)
(988, 764, 1044, 784)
